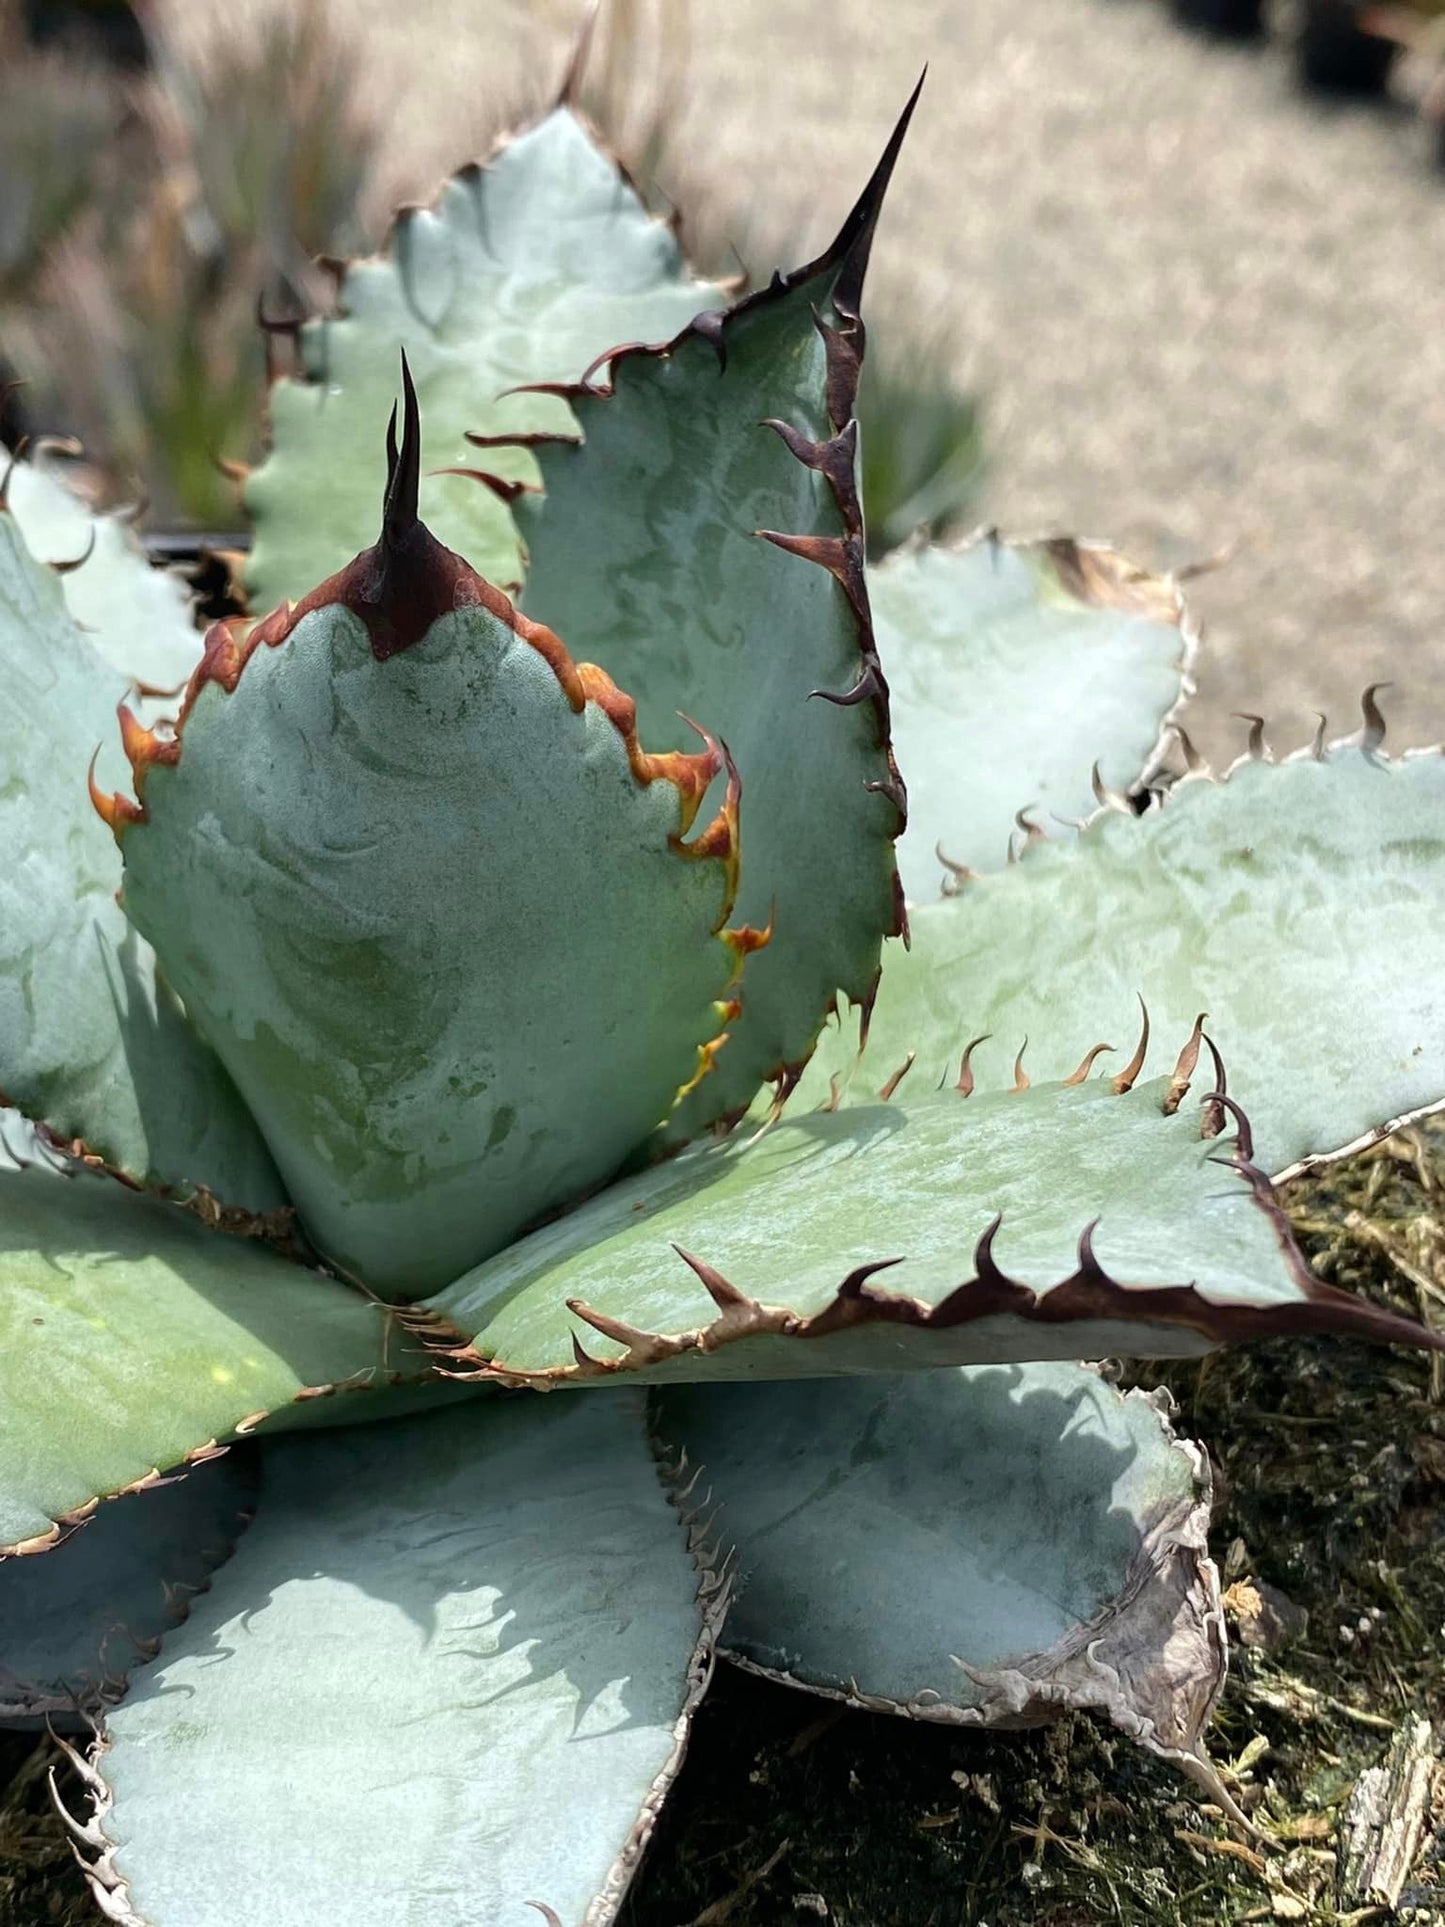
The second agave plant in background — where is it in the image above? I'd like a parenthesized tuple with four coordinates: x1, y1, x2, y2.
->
(0, 31, 1443, 1927)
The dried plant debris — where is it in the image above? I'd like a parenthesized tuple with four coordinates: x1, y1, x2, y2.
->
(611, 1122, 1445, 1927)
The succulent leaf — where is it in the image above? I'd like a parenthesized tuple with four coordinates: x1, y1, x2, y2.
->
(652, 1365, 1225, 1779)
(0, 1160, 440, 1556)
(117, 380, 748, 1296)
(243, 108, 725, 608)
(0, 1447, 256, 1727)
(424, 1076, 1437, 1388)
(801, 746, 1445, 1173)
(509, 89, 923, 1137)
(876, 534, 1192, 899)
(0, 505, 284, 1207)
(4, 446, 202, 688)
(89, 1397, 723, 1927)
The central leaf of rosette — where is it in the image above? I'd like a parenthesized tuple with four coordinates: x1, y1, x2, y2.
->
(102, 369, 753, 1297)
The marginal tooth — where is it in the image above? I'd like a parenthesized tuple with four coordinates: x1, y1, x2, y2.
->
(834, 1256, 907, 1300)
(0, 435, 29, 509)
(49, 526, 96, 575)
(1091, 762, 1132, 813)
(1206, 1090, 1256, 1166)
(1063, 1041, 1115, 1087)
(808, 661, 883, 708)
(1171, 722, 1206, 775)
(672, 1245, 750, 1311)
(428, 465, 536, 503)
(1162, 1012, 1207, 1115)
(1359, 681, 1390, 756)
(1012, 1039, 1030, 1092)
(1076, 1219, 1104, 1276)
(936, 842, 978, 896)
(955, 1033, 991, 1097)
(877, 1051, 916, 1101)
(972, 1215, 1008, 1286)
(565, 1298, 651, 1348)
(1232, 712, 1269, 762)
(1200, 1031, 1228, 1140)
(1308, 712, 1328, 761)
(1013, 804, 1047, 849)
(1109, 994, 1151, 1094)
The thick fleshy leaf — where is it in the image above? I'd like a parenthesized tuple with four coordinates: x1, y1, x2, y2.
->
(653, 1366, 1225, 1777)
(244, 107, 724, 609)
(87, 1397, 724, 1927)
(0, 1160, 438, 1556)
(0, 502, 284, 1209)
(510, 92, 923, 1135)
(426, 1076, 1439, 1389)
(116, 391, 747, 1296)
(875, 534, 1192, 900)
(799, 745, 1445, 1174)
(0, 1446, 256, 1725)
(5, 448, 202, 688)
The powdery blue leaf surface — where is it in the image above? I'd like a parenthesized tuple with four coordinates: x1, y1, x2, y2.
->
(875, 534, 1192, 899)
(119, 406, 748, 1295)
(512, 94, 923, 1136)
(244, 108, 724, 606)
(89, 1396, 723, 1927)
(0, 1159, 437, 1556)
(653, 1365, 1225, 1775)
(0, 503, 283, 1209)
(0, 1446, 256, 1725)
(5, 448, 202, 688)
(425, 1077, 1438, 1388)
(797, 747, 1445, 1175)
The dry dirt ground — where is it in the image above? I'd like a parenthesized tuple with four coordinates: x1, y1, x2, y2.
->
(162, 0, 1445, 769)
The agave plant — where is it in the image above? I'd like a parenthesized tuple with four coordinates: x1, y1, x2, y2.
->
(2, 48, 1444, 1927)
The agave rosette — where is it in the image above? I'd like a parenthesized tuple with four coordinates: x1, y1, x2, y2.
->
(1, 60, 1443, 1927)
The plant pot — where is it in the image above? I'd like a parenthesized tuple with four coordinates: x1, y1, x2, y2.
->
(1296, 1, 1401, 93)
(1170, 0, 1267, 40)
(21, 0, 147, 68)
(143, 531, 250, 623)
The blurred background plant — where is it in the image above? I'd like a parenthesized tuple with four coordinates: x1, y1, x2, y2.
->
(0, 0, 379, 527)
(0, 0, 984, 546)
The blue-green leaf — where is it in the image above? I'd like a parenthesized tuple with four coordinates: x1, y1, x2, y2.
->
(244, 108, 725, 607)
(426, 1077, 1438, 1388)
(875, 534, 1191, 899)
(653, 1365, 1224, 1773)
(0, 500, 283, 1210)
(798, 745, 1445, 1174)
(90, 1397, 722, 1927)
(511, 93, 924, 1135)
(118, 388, 748, 1295)
(6, 447, 202, 688)
(0, 1447, 256, 1726)
(0, 1159, 438, 1556)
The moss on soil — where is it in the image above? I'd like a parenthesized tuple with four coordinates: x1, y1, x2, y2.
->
(4, 1125, 1443, 1926)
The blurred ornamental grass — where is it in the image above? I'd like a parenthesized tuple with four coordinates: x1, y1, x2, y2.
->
(0, 0, 982, 545)
(0, 3, 378, 528)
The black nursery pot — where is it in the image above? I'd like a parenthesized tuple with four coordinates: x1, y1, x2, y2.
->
(1170, 0, 1267, 41)
(1171, 0, 1271, 40)
(21, 0, 148, 67)
(143, 532, 251, 624)
(1296, 1, 1401, 94)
